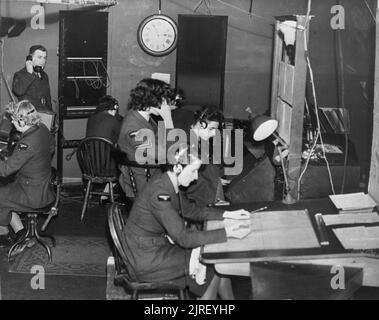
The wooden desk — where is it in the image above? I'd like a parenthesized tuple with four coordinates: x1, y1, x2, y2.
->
(201, 199, 379, 298)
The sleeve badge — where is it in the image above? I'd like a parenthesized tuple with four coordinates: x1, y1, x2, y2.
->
(157, 194, 171, 201)
(17, 143, 29, 150)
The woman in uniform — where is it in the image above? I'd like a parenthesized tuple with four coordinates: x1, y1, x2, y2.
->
(120, 144, 251, 299)
(0, 100, 55, 255)
(181, 106, 226, 207)
(117, 78, 175, 197)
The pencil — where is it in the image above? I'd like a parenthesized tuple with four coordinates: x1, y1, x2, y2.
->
(250, 206, 268, 214)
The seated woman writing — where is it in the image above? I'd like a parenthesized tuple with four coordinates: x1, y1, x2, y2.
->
(120, 144, 251, 299)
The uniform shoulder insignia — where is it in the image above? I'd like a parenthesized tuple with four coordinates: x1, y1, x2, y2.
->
(17, 143, 29, 150)
(157, 194, 171, 201)
(129, 130, 141, 138)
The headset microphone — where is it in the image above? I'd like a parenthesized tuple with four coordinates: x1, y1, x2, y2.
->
(197, 108, 209, 129)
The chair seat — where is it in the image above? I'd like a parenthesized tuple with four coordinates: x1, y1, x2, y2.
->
(83, 174, 119, 184)
(115, 273, 185, 291)
(17, 201, 56, 214)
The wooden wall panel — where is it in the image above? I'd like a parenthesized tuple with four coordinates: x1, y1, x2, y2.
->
(368, 0, 379, 203)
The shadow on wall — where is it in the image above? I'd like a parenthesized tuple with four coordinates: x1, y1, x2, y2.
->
(0, 17, 27, 38)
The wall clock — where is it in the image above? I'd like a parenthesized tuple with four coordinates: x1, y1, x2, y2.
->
(137, 14, 178, 57)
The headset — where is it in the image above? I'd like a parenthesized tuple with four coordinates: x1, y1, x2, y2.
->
(97, 95, 119, 113)
(196, 108, 209, 129)
(9, 101, 37, 128)
(172, 145, 188, 175)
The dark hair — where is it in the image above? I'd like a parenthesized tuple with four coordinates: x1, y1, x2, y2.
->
(128, 78, 175, 111)
(170, 88, 185, 108)
(193, 106, 224, 126)
(29, 45, 47, 55)
(96, 95, 119, 113)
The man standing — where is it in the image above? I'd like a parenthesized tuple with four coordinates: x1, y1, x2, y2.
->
(12, 45, 52, 112)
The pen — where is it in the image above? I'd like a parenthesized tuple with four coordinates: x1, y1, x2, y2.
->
(250, 206, 268, 214)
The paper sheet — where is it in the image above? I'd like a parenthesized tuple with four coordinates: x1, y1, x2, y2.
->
(333, 226, 379, 250)
(329, 192, 378, 211)
(151, 72, 171, 84)
(204, 210, 321, 254)
(322, 213, 379, 226)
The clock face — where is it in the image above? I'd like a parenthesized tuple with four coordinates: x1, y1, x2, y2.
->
(137, 15, 178, 56)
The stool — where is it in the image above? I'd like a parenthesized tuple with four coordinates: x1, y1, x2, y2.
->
(8, 204, 57, 263)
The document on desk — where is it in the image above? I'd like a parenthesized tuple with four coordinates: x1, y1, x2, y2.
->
(329, 192, 377, 212)
(333, 226, 379, 250)
(322, 213, 379, 226)
(204, 210, 321, 254)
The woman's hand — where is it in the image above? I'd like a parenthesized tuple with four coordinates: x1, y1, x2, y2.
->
(155, 99, 174, 128)
(224, 219, 251, 239)
(223, 209, 250, 220)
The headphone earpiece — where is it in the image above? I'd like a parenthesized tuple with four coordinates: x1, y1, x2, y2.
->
(196, 108, 209, 129)
(17, 116, 26, 127)
(200, 120, 208, 129)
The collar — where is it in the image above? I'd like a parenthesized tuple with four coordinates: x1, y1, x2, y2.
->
(137, 110, 150, 122)
(167, 171, 179, 194)
(19, 125, 39, 140)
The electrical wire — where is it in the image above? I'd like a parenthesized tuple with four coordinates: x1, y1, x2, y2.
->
(335, 0, 348, 194)
(364, 0, 376, 23)
(297, 0, 335, 199)
(72, 78, 80, 99)
(0, 39, 16, 103)
(212, 0, 274, 23)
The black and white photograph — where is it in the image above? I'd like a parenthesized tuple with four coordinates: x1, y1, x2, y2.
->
(0, 0, 378, 304)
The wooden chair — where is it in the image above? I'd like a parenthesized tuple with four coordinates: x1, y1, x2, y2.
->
(76, 137, 119, 221)
(107, 203, 187, 300)
(122, 159, 161, 197)
(8, 167, 61, 263)
(114, 147, 162, 198)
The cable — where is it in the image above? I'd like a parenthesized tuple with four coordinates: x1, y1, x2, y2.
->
(0, 39, 16, 103)
(297, 3, 335, 199)
(99, 60, 111, 88)
(364, 0, 376, 23)
(335, 0, 348, 193)
(212, 0, 274, 23)
(72, 79, 80, 99)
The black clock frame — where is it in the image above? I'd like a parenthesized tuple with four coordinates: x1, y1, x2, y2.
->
(137, 14, 178, 57)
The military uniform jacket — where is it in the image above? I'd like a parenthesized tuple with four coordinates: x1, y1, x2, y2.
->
(181, 125, 222, 207)
(86, 112, 122, 144)
(12, 67, 52, 112)
(120, 172, 227, 282)
(0, 124, 55, 225)
(117, 110, 166, 196)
